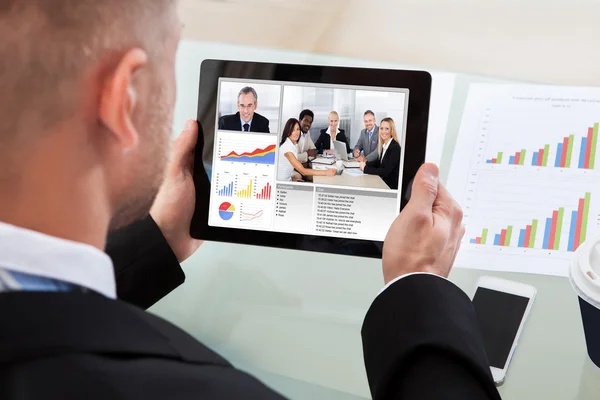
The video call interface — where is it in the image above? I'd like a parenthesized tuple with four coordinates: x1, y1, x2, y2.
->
(208, 78, 409, 242)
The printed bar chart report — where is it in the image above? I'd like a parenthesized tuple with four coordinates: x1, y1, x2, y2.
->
(469, 190, 591, 252)
(449, 84, 600, 276)
(454, 170, 599, 276)
(484, 124, 599, 169)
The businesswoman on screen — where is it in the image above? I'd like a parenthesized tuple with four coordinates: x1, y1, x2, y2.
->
(360, 117, 401, 190)
(314, 111, 351, 155)
(278, 118, 337, 181)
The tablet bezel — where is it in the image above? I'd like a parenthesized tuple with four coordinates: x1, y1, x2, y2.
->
(191, 59, 431, 259)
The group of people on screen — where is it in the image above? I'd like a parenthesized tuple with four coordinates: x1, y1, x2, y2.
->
(277, 109, 401, 190)
(218, 86, 401, 190)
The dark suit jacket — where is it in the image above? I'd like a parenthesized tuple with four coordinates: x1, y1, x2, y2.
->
(105, 216, 185, 309)
(0, 216, 284, 400)
(218, 111, 270, 133)
(362, 274, 501, 400)
(354, 125, 380, 162)
(364, 139, 401, 190)
(314, 128, 351, 154)
(0, 217, 500, 400)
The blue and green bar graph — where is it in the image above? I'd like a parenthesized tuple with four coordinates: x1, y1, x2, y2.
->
(470, 192, 591, 252)
(486, 123, 599, 169)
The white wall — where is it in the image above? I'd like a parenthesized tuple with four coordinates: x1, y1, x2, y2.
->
(179, 0, 600, 86)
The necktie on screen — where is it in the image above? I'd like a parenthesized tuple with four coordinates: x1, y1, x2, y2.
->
(243, 123, 250, 132)
(0, 267, 91, 294)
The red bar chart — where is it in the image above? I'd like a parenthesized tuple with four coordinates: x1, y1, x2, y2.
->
(256, 182, 272, 200)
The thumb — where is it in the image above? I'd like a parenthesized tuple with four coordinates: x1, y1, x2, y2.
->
(407, 163, 440, 214)
(171, 119, 198, 169)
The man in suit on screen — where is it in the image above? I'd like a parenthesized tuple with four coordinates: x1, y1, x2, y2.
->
(354, 110, 380, 162)
(218, 86, 270, 133)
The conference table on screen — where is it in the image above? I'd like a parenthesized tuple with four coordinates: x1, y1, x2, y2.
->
(309, 158, 389, 190)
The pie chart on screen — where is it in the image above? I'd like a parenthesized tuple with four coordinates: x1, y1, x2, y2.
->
(218, 202, 235, 221)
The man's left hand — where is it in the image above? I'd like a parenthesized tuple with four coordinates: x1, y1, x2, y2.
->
(150, 119, 203, 263)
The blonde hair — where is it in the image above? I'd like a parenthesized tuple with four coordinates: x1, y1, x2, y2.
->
(378, 118, 399, 157)
(328, 111, 339, 120)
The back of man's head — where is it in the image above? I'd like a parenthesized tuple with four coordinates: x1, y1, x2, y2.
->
(0, 0, 181, 241)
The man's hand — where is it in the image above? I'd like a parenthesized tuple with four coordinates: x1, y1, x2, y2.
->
(353, 149, 361, 159)
(382, 163, 464, 284)
(325, 168, 337, 176)
(307, 149, 317, 159)
(150, 120, 203, 263)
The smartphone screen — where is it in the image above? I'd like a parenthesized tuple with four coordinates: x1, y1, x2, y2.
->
(472, 287, 530, 369)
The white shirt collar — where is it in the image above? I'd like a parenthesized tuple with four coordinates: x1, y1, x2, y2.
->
(326, 127, 341, 135)
(382, 140, 391, 151)
(0, 221, 116, 298)
(285, 137, 296, 148)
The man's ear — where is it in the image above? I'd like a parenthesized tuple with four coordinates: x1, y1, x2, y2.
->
(98, 48, 148, 151)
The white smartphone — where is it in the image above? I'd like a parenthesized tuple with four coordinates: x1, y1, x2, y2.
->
(471, 276, 536, 386)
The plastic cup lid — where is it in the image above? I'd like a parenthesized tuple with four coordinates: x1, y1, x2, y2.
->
(570, 232, 600, 309)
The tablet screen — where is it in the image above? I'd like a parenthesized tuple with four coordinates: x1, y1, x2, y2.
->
(207, 78, 409, 242)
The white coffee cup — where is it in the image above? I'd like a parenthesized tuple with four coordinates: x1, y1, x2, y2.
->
(570, 232, 600, 368)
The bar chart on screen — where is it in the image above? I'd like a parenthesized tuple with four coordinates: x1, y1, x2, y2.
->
(215, 173, 235, 197)
(457, 171, 600, 276)
(255, 180, 272, 200)
(235, 176, 254, 199)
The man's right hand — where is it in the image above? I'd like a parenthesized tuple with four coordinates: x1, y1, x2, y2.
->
(353, 149, 361, 159)
(382, 163, 464, 284)
(307, 149, 317, 159)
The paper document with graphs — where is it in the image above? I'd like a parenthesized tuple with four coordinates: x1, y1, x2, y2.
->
(447, 84, 600, 276)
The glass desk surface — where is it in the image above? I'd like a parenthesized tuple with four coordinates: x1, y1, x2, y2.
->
(150, 41, 600, 399)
